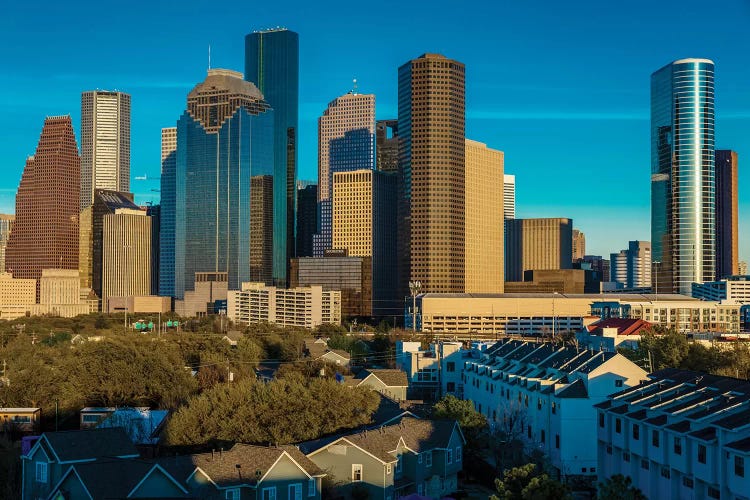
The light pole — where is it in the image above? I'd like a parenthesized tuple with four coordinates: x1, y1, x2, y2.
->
(409, 280, 422, 332)
(552, 292, 559, 340)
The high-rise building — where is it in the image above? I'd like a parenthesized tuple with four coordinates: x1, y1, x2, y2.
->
(610, 240, 652, 288)
(376, 119, 399, 173)
(164, 69, 274, 299)
(250, 175, 274, 284)
(715, 150, 739, 278)
(296, 182, 317, 258)
(80, 91, 131, 210)
(6, 116, 80, 299)
(503, 174, 515, 220)
(245, 28, 299, 285)
(332, 169, 398, 316)
(651, 58, 715, 294)
(398, 53, 466, 293)
(576, 255, 610, 283)
(314, 91, 376, 256)
(740, 261, 748, 276)
(101, 208, 152, 310)
(610, 250, 627, 287)
(146, 204, 160, 295)
(465, 139, 503, 293)
(505, 218, 573, 282)
(159, 127, 177, 297)
(0, 215, 14, 273)
(572, 229, 586, 261)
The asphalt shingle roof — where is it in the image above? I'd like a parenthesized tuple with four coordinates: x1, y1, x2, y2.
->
(43, 428, 139, 462)
(361, 369, 408, 387)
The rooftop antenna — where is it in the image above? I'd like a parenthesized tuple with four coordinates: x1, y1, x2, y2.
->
(352, 78, 358, 94)
(208, 44, 212, 71)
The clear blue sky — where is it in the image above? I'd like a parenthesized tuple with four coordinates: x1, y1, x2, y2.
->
(1, 0, 749, 259)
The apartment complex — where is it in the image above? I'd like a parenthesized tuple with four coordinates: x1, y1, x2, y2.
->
(598, 369, 750, 500)
(464, 139, 503, 293)
(227, 282, 341, 328)
(464, 339, 646, 480)
(610, 241, 652, 289)
(505, 218, 573, 282)
(80, 91, 130, 209)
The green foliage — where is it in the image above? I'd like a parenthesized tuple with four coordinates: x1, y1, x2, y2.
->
(314, 323, 347, 337)
(0, 436, 21, 500)
(433, 394, 487, 431)
(597, 474, 646, 500)
(639, 329, 689, 370)
(164, 377, 380, 447)
(39, 331, 72, 347)
(491, 463, 570, 500)
(94, 315, 109, 329)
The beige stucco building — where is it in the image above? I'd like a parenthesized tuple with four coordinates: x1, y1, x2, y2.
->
(175, 272, 228, 317)
(101, 208, 151, 311)
(464, 139, 503, 293)
(505, 218, 573, 281)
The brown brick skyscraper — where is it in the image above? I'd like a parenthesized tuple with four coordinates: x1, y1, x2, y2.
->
(398, 53, 466, 293)
(6, 116, 80, 298)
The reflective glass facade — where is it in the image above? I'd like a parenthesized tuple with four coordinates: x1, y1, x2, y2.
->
(245, 28, 299, 285)
(651, 59, 715, 295)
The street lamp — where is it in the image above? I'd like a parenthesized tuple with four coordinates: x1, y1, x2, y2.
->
(409, 280, 422, 332)
(552, 291, 559, 340)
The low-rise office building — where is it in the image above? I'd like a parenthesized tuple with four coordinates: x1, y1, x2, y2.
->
(597, 369, 750, 500)
(463, 339, 646, 480)
(106, 295, 171, 313)
(228, 282, 341, 328)
(291, 255, 373, 318)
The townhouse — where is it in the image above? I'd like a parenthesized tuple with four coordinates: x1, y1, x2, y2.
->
(597, 369, 750, 500)
(462, 339, 646, 480)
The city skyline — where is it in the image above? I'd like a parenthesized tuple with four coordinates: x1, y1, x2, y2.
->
(1, 0, 749, 260)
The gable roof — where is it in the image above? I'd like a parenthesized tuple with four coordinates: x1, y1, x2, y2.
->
(359, 369, 408, 387)
(38, 428, 139, 463)
(556, 379, 588, 399)
(303, 338, 351, 362)
(586, 318, 653, 336)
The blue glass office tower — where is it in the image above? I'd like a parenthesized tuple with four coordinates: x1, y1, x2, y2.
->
(244, 28, 298, 285)
(166, 69, 274, 298)
(651, 58, 715, 295)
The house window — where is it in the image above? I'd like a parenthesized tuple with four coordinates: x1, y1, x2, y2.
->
(641, 460, 649, 470)
(226, 489, 240, 500)
(623, 452, 630, 462)
(682, 477, 694, 489)
(707, 487, 720, 499)
(606, 446, 612, 455)
(537, 399, 542, 411)
(446, 362, 455, 372)
(425, 451, 432, 467)
(308, 478, 316, 497)
(555, 435, 560, 449)
(446, 449, 453, 465)
(396, 456, 402, 473)
(674, 437, 682, 455)
(262, 487, 277, 500)
(598, 413, 604, 428)
(418, 453, 422, 464)
(541, 430, 546, 444)
(698, 444, 706, 464)
(352, 464, 363, 481)
(736, 456, 745, 477)
(615, 418, 621, 434)
(387, 463, 393, 474)
(417, 484, 423, 496)
(551, 402, 556, 414)
(652, 430, 659, 448)
(455, 446, 462, 462)
(527, 425, 532, 438)
(615, 379, 624, 388)
(633, 424, 639, 440)
(35, 462, 47, 483)
(447, 382, 455, 392)
(660, 468, 670, 479)
(289, 483, 302, 500)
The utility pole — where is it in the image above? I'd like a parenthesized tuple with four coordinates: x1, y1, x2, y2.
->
(409, 280, 422, 332)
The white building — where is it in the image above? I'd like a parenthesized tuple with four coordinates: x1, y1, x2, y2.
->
(503, 174, 515, 220)
(80, 90, 131, 209)
(597, 369, 750, 500)
(228, 282, 341, 329)
(395, 341, 463, 400)
(692, 276, 750, 304)
(462, 339, 646, 480)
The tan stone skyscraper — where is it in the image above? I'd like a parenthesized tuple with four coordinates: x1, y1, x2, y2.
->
(398, 53, 466, 293)
(505, 218, 573, 282)
(465, 140, 503, 293)
(572, 229, 586, 261)
(6, 116, 80, 299)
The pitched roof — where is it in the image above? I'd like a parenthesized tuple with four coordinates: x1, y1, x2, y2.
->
(62, 460, 185, 499)
(556, 379, 588, 399)
(726, 436, 750, 453)
(689, 426, 718, 442)
(360, 369, 408, 387)
(42, 428, 139, 462)
(190, 444, 323, 487)
(304, 338, 351, 362)
(587, 318, 653, 336)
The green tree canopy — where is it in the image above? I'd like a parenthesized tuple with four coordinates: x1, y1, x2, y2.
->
(491, 463, 571, 500)
(597, 474, 646, 500)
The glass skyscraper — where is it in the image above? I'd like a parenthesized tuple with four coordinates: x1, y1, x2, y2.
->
(245, 28, 299, 285)
(651, 58, 715, 295)
(164, 69, 274, 298)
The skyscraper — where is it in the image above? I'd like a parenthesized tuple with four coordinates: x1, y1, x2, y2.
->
(572, 229, 586, 261)
(101, 207, 151, 310)
(0, 215, 14, 273)
(398, 53, 466, 293)
(651, 58, 715, 294)
(376, 119, 399, 173)
(505, 218, 573, 282)
(245, 28, 299, 285)
(159, 127, 177, 297)
(503, 174, 516, 220)
(465, 139, 503, 293)
(6, 116, 80, 299)
(296, 182, 317, 258)
(715, 150, 738, 278)
(80, 91, 131, 210)
(610, 241, 651, 288)
(167, 69, 274, 298)
(314, 91, 376, 256)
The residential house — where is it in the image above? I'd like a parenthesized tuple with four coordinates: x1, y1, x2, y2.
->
(96, 407, 169, 455)
(597, 369, 750, 500)
(303, 338, 351, 369)
(21, 427, 140, 500)
(575, 318, 653, 352)
(396, 341, 463, 401)
(462, 339, 647, 480)
(346, 369, 409, 401)
(0, 408, 41, 434)
(303, 417, 464, 500)
(223, 330, 245, 347)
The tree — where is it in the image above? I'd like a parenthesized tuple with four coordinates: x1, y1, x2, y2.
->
(488, 400, 529, 473)
(638, 329, 688, 370)
(432, 395, 487, 465)
(491, 463, 570, 500)
(597, 474, 646, 500)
